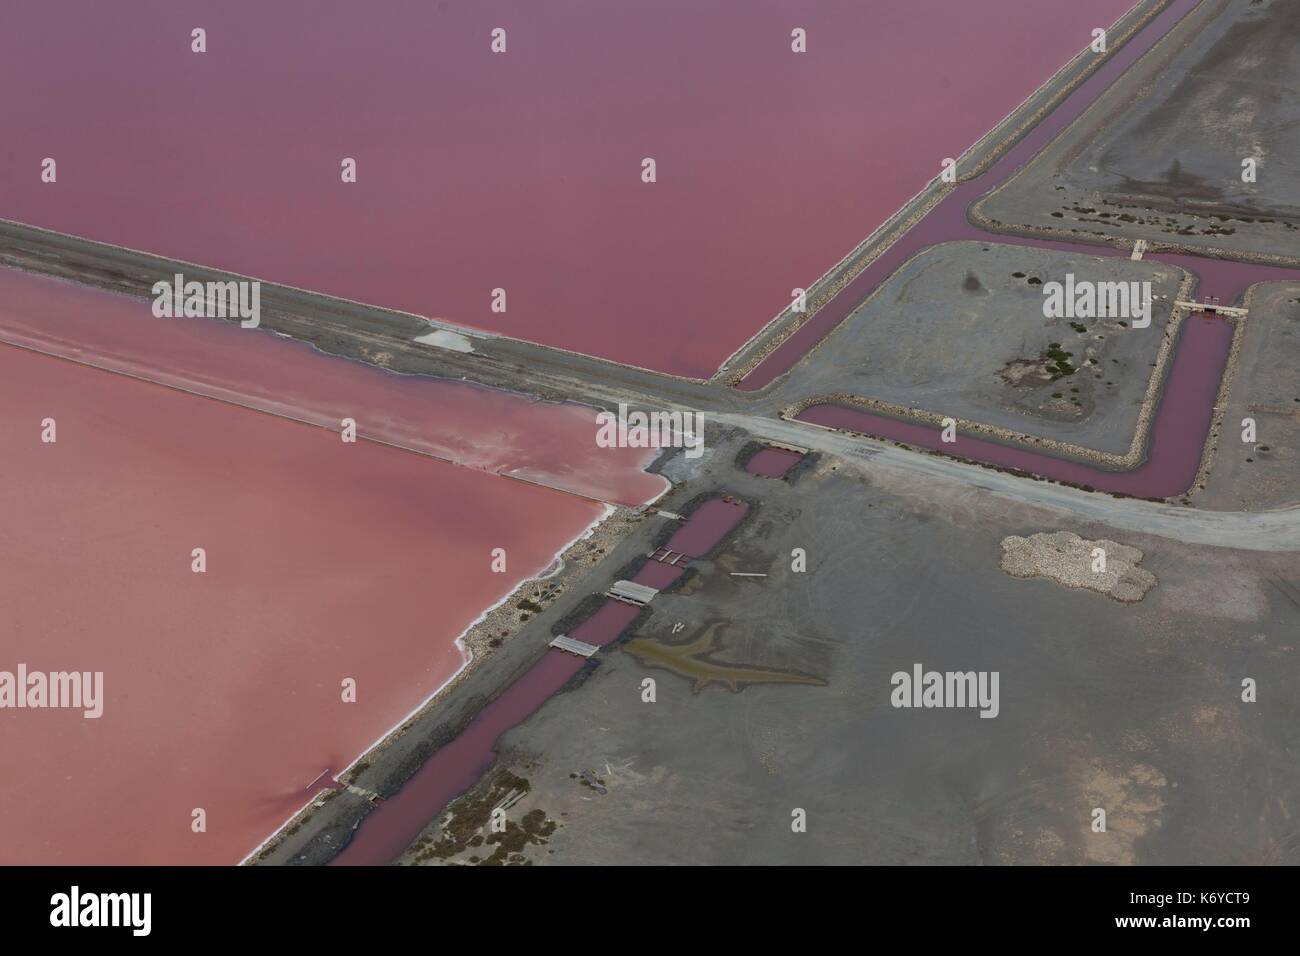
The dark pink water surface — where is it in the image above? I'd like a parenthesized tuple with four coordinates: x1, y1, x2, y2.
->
(658, 497, 750, 556)
(745, 447, 804, 478)
(3, 0, 1134, 377)
(631, 561, 687, 591)
(332, 497, 748, 865)
(733, 0, 1298, 495)
(800, 315, 1232, 498)
(742, 0, 1299, 390)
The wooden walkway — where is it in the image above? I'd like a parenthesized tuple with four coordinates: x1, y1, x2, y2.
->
(549, 634, 601, 658)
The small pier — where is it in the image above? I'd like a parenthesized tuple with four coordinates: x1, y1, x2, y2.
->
(1176, 298, 1248, 318)
(549, 634, 601, 658)
(647, 546, 690, 566)
(605, 580, 659, 606)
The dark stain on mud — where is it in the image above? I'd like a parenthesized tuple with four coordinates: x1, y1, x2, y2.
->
(623, 622, 827, 693)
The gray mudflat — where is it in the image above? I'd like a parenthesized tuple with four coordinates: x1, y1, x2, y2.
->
(766, 241, 1184, 456)
(400, 456, 1300, 865)
(1200, 282, 1300, 510)
(976, 0, 1300, 263)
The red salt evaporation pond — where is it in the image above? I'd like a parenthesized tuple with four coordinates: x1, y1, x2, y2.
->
(658, 498, 750, 557)
(3, 0, 1134, 377)
(741, 0, 1300, 391)
(332, 496, 748, 865)
(632, 561, 688, 591)
(745, 447, 804, 478)
(798, 315, 1235, 499)
(0, 268, 666, 507)
(0, 343, 640, 866)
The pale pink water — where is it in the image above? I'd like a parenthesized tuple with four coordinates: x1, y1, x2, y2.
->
(2, 0, 1135, 377)
(0, 269, 666, 507)
(333, 497, 747, 866)
(0, 277, 666, 865)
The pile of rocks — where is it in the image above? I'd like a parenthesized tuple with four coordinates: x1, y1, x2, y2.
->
(1000, 530, 1156, 603)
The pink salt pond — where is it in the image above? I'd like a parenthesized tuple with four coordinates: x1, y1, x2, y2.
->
(0, 272, 666, 865)
(332, 494, 748, 865)
(2, 0, 1136, 378)
(745, 447, 805, 478)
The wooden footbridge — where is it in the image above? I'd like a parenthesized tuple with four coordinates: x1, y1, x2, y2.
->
(1175, 297, 1248, 318)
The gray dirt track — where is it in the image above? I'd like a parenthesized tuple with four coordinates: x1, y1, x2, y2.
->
(230, 0, 1300, 866)
(1197, 283, 1300, 511)
(397, 442, 1300, 865)
(4, 0, 1299, 867)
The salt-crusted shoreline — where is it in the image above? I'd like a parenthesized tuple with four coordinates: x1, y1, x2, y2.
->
(243, 501, 650, 864)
